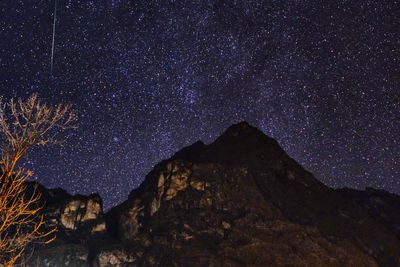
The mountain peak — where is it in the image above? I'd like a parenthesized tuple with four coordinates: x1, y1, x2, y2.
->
(172, 122, 285, 165)
(224, 120, 253, 132)
(212, 121, 275, 146)
(28, 122, 400, 267)
(217, 121, 268, 140)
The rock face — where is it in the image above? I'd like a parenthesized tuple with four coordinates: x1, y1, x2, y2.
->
(27, 122, 400, 266)
(25, 185, 107, 266)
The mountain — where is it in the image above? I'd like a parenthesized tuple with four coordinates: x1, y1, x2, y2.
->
(27, 122, 400, 266)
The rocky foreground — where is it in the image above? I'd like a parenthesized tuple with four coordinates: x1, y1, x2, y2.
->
(27, 122, 400, 266)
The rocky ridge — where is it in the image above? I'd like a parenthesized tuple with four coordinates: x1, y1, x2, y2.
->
(27, 122, 400, 266)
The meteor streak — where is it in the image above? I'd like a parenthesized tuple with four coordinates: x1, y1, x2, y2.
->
(50, 0, 57, 75)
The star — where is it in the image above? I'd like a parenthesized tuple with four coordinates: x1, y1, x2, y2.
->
(0, 1, 399, 209)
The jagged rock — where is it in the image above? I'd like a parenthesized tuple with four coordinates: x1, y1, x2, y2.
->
(95, 249, 136, 267)
(25, 122, 400, 266)
(24, 183, 107, 266)
(60, 196, 105, 233)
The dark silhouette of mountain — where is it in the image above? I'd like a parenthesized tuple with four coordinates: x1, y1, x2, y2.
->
(27, 122, 400, 266)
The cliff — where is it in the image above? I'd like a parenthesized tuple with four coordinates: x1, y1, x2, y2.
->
(27, 122, 400, 266)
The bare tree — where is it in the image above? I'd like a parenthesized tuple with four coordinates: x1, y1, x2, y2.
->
(0, 93, 77, 266)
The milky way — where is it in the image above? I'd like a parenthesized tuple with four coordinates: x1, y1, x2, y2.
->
(0, 1, 399, 209)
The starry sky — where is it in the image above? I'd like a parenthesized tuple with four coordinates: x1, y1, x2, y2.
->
(0, 0, 399, 209)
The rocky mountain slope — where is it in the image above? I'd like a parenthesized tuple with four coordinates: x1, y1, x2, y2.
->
(27, 122, 400, 266)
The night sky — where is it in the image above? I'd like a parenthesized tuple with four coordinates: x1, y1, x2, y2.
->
(0, 1, 399, 209)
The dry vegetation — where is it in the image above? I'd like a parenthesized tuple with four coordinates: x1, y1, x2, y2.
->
(0, 94, 76, 266)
